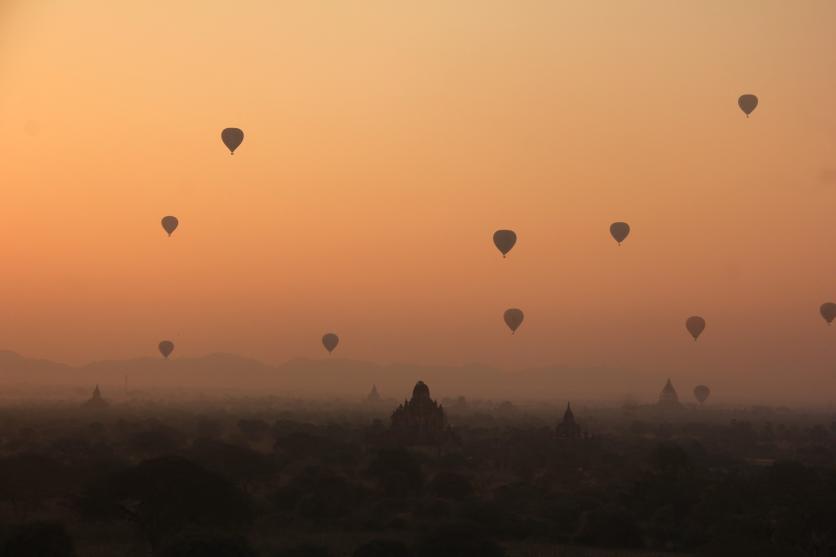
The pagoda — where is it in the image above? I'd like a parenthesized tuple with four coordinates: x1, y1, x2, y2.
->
(658, 378, 681, 409)
(390, 381, 449, 445)
(82, 385, 109, 409)
(556, 402, 582, 439)
(367, 384, 382, 403)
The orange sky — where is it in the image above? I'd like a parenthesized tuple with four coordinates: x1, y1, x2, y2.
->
(2, 1, 836, 397)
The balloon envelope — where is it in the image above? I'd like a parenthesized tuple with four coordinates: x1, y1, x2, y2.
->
(503, 308, 524, 334)
(686, 316, 706, 340)
(493, 230, 517, 257)
(161, 216, 178, 236)
(322, 333, 339, 354)
(820, 303, 836, 325)
(738, 94, 758, 117)
(158, 340, 174, 359)
(609, 222, 630, 245)
(693, 385, 710, 404)
(221, 128, 244, 154)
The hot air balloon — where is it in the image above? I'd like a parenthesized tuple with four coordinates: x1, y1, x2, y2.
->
(693, 385, 710, 405)
(322, 333, 339, 354)
(493, 230, 517, 258)
(161, 216, 179, 236)
(158, 340, 174, 359)
(738, 94, 758, 117)
(504, 308, 524, 334)
(685, 316, 706, 341)
(609, 222, 630, 245)
(221, 128, 244, 154)
(820, 303, 836, 325)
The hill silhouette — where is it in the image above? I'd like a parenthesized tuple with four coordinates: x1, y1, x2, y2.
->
(0, 350, 74, 383)
(0, 350, 829, 404)
(0, 350, 686, 401)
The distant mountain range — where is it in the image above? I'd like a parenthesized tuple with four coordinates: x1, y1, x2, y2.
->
(0, 349, 694, 402)
(0, 350, 828, 404)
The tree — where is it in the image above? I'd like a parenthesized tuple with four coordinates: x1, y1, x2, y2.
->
(188, 439, 279, 491)
(353, 539, 411, 557)
(0, 455, 69, 515)
(274, 545, 331, 557)
(237, 419, 271, 442)
(575, 505, 643, 549)
(367, 448, 423, 498)
(429, 472, 474, 500)
(79, 456, 252, 552)
(272, 466, 359, 521)
(2, 521, 75, 557)
(651, 442, 692, 476)
(161, 532, 256, 557)
(416, 521, 506, 557)
(127, 427, 184, 456)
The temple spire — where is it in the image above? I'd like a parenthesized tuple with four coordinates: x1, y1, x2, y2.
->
(658, 378, 681, 408)
(82, 385, 109, 409)
(556, 401, 581, 439)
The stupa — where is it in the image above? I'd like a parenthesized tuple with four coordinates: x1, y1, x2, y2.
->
(367, 384, 381, 402)
(658, 378, 681, 409)
(82, 385, 109, 409)
(556, 403, 582, 439)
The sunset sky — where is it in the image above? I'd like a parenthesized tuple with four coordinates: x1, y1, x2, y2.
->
(3, 1, 836, 398)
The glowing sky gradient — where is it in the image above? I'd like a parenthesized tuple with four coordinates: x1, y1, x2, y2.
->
(3, 1, 836, 400)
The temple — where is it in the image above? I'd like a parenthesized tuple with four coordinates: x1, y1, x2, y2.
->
(82, 385, 109, 410)
(367, 384, 381, 403)
(658, 378, 681, 409)
(390, 381, 451, 446)
(556, 403, 582, 439)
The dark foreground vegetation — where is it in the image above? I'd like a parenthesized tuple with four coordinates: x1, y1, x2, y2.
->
(0, 393, 833, 556)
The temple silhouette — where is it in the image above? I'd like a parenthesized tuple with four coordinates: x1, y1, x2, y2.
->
(657, 378, 681, 409)
(556, 402, 583, 439)
(366, 384, 381, 403)
(390, 381, 455, 446)
(82, 385, 109, 409)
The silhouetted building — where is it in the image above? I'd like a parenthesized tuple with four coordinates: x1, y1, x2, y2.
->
(658, 378, 681, 409)
(390, 381, 451, 446)
(556, 403, 582, 439)
(82, 385, 109, 409)
(367, 384, 381, 403)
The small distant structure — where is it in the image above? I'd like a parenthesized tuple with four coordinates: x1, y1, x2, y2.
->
(390, 381, 456, 446)
(658, 378, 681, 409)
(82, 385, 109, 410)
(367, 384, 381, 403)
(556, 403, 583, 440)
(496, 400, 516, 415)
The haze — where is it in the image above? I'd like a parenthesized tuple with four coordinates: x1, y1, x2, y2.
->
(3, 1, 836, 402)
